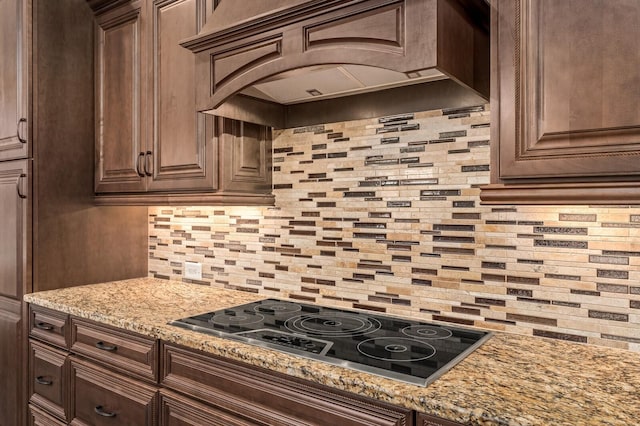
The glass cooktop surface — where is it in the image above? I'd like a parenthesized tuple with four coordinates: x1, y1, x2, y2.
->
(169, 298, 491, 386)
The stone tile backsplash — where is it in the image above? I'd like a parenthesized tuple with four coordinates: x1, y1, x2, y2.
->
(149, 105, 640, 351)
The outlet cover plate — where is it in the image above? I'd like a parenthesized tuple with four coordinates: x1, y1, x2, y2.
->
(184, 261, 202, 280)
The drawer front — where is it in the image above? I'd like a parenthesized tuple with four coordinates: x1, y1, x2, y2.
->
(29, 305, 70, 348)
(162, 344, 413, 426)
(159, 389, 255, 426)
(29, 404, 66, 426)
(416, 413, 464, 426)
(71, 317, 158, 382)
(70, 356, 158, 426)
(29, 340, 69, 422)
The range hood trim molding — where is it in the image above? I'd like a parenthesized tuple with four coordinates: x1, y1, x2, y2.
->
(183, 0, 489, 123)
(182, 0, 354, 53)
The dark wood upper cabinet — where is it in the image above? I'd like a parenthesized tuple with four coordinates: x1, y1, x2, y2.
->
(94, 0, 147, 193)
(481, 0, 640, 204)
(91, 0, 273, 205)
(148, 0, 216, 193)
(0, 0, 29, 161)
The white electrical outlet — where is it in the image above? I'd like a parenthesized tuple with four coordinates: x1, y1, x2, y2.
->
(184, 261, 202, 280)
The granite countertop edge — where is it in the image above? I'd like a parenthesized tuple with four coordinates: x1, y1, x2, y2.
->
(24, 277, 640, 426)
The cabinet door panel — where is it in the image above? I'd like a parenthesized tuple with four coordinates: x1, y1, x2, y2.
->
(70, 357, 158, 426)
(0, 159, 28, 300)
(95, 2, 147, 193)
(219, 117, 272, 193)
(0, 0, 29, 161)
(0, 297, 23, 426)
(148, 0, 216, 192)
(497, 0, 640, 179)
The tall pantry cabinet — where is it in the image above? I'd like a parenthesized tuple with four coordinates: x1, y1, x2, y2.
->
(0, 1, 148, 424)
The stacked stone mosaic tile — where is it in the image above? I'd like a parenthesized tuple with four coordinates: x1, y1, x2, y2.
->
(149, 105, 640, 351)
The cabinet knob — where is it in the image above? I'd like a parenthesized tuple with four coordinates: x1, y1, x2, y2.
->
(94, 405, 117, 418)
(35, 376, 53, 386)
(17, 118, 27, 144)
(95, 341, 118, 352)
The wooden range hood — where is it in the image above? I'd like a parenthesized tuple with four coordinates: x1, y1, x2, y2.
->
(181, 0, 489, 128)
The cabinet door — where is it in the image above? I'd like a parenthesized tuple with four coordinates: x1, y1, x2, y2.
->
(94, 1, 148, 193)
(485, 0, 640, 204)
(148, 0, 217, 192)
(0, 0, 29, 161)
(70, 356, 158, 426)
(0, 159, 29, 300)
(498, 0, 640, 179)
(0, 297, 24, 426)
(219, 117, 272, 194)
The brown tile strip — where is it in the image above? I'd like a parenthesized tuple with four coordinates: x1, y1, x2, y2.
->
(533, 330, 587, 343)
(506, 313, 557, 326)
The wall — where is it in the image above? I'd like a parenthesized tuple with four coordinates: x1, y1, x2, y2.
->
(149, 105, 640, 351)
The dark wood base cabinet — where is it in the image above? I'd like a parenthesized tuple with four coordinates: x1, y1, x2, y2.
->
(28, 306, 160, 426)
(161, 343, 413, 426)
(28, 304, 466, 426)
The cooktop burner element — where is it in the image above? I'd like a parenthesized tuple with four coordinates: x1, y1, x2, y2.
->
(401, 325, 453, 339)
(169, 298, 492, 387)
(210, 312, 264, 327)
(285, 312, 381, 337)
(357, 337, 436, 362)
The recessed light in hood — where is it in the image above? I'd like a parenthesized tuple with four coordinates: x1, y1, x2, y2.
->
(181, 0, 489, 128)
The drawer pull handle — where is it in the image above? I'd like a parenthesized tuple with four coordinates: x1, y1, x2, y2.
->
(95, 341, 117, 351)
(94, 405, 116, 418)
(35, 322, 54, 331)
(35, 376, 53, 386)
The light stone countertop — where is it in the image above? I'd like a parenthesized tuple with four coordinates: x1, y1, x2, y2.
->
(24, 277, 640, 426)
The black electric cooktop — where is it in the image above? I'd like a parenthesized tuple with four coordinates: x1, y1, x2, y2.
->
(169, 299, 491, 387)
